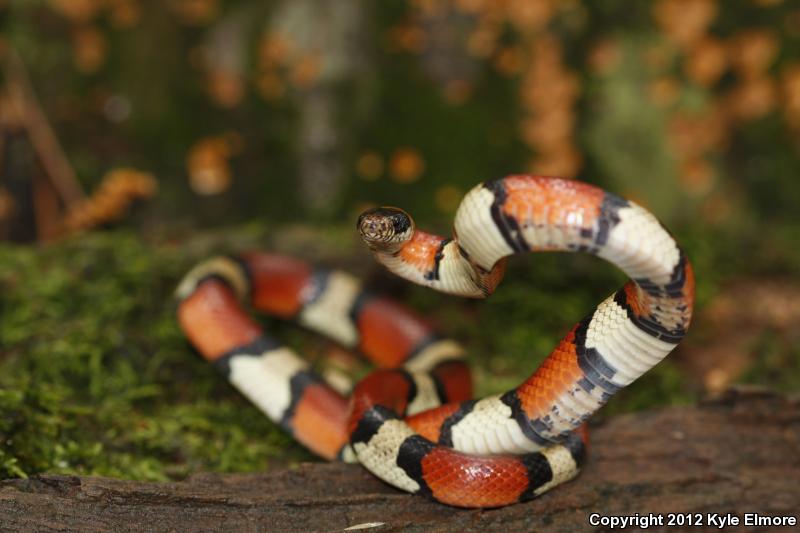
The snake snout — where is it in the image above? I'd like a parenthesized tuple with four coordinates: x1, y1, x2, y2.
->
(357, 207, 413, 248)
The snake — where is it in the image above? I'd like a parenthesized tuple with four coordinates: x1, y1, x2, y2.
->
(176, 175, 694, 508)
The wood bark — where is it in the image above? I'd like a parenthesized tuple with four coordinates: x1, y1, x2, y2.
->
(2, 389, 798, 532)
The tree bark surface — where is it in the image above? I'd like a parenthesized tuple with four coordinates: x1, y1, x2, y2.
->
(2, 389, 798, 532)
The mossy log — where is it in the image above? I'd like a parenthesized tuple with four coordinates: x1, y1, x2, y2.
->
(1, 389, 798, 532)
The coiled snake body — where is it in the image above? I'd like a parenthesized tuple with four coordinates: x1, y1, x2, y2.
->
(177, 175, 694, 508)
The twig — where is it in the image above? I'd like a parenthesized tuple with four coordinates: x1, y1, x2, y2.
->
(32, 170, 64, 241)
(3, 47, 85, 208)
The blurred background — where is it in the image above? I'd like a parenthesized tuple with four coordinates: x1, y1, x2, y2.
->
(1, 0, 799, 481)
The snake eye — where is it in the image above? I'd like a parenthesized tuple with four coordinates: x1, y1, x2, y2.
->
(357, 207, 413, 249)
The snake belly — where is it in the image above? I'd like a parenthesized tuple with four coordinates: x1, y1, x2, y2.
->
(353, 175, 695, 508)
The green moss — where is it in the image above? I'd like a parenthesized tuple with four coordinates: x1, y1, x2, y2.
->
(0, 232, 309, 480)
(1, 224, 796, 480)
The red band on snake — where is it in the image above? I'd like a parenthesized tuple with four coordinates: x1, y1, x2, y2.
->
(177, 175, 694, 508)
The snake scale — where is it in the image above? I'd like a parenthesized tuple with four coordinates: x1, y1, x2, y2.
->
(176, 175, 694, 508)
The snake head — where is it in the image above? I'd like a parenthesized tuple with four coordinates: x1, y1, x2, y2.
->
(357, 207, 414, 252)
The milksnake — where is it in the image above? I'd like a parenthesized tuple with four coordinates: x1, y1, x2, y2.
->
(176, 175, 694, 508)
